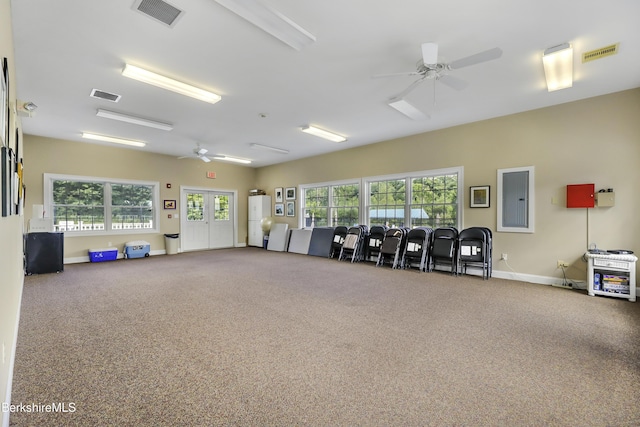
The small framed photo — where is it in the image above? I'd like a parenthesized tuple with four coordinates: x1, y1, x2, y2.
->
(275, 187, 283, 203)
(164, 199, 177, 210)
(285, 187, 296, 200)
(286, 201, 295, 217)
(274, 203, 284, 216)
(470, 186, 490, 208)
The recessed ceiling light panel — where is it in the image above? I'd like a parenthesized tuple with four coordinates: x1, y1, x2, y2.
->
(214, 0, 316, 50)
(301, 125, 346, 143)
(82, 132, 146, 147)
(250, 143, 289, 154)
(122, 64, 221, 104)
(96, 109, 173, 131)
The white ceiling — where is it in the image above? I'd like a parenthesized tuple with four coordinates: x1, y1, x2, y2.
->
(10, 0, 640, 167)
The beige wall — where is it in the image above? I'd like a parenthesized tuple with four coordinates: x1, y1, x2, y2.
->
(256, 89, 640, 281)
(23, 136, 257, 258)
(1, 0, 24, 422)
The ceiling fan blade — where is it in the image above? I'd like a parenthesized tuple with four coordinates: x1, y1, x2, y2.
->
(372, 71, 421, 79)
(201, 156, 212, 163)
(196, 147, 208, 155)
(438, 74, 468, 91)
(393, 76, 427, 99)
(449, 47, 503, 69)
(421, 42, 438, 65)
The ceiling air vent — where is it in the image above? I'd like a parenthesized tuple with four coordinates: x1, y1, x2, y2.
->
(582, 43, 619, 63)
(90, 89, 122, 102)
(133, 0, 184, 28)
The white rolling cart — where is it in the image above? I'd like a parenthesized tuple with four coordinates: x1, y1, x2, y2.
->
(585, 252, 636, 302)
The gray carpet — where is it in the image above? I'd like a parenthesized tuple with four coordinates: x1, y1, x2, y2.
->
(9, 248, 640, 426)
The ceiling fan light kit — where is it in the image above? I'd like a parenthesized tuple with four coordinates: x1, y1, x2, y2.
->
(96, 109, 173, 131)
(388, 98, 428, 120)
(122, 64, 221, 104)
(301, 125, 346, 143)
(82, 132, 146, 147)
(213, 0, 316, 51)
(543, 43, 573, 92)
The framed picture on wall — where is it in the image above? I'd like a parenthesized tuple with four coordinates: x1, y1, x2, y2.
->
(274, 203, 284, 216)
(285, 187, 296, 200)
(275, 187, 283, 203)
(470, 185, 490, 208)
(163, 199, 176, 209)
(286, 201, 295, 217)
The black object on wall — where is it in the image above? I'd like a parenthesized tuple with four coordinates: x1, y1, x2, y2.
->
(25, 232, 64, 275)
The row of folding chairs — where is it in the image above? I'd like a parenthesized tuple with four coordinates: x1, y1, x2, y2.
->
(338, 225, 369, 262)
(330, 225, 434, 272)
(429, 226, 493, 279)
(329, 225, 492, 279)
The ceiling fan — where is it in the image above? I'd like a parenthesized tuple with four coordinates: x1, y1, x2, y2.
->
(178, 145, 212, 162)
(374, 42, 503, 99)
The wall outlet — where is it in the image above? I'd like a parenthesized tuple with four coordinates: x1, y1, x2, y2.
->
(501, 253, 508, 261)
(557, 260, 569, 268)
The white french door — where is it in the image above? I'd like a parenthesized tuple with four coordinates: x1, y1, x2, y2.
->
(181, 188, 236, 252)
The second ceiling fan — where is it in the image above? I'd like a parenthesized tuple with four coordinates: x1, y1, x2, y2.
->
(375, 42, 503, 100)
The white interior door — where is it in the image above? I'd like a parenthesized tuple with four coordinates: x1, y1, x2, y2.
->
(210, 192, 234, 249)
(182, 189, 235, 251)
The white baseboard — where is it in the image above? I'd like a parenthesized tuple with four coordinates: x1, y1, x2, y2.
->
(492, 269, 587, 291)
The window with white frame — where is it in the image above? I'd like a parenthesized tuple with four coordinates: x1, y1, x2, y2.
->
(365, 167, 462, 229)
(301, 181, 359, 228)
(300, 168, 462, 230)
(44, 174, 159, 235)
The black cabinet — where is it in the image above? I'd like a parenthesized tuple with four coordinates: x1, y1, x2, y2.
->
(25, 232, 64, 275)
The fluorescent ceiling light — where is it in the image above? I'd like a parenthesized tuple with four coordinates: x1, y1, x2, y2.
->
(388, 97, 429, 120)
(250, 143, 289, 154)
(212, 155, 252, 164)
(213, 0, 315, 51)
(96, 109, 173, 131)
(301, 125, 346, 143)
(82, 132, 146, 147)
(122, 64, 221, 104)
(542, 43, 573, 92)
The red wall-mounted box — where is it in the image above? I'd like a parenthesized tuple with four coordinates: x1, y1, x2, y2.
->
(566, 184, 595, 208)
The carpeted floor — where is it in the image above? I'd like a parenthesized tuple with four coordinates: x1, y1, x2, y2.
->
(9, 248, 640, 426)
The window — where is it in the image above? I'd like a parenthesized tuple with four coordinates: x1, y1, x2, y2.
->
(301, 181, 359, 228)
(44, 174, 159, 235)
(365, 167, 462, 229)
(497, 166, 534, 233)
(303, 186, 329, 227)
(214, 195, 230, 221)
(410, 174, 459, 228)
(300, 169, 462, 230)
(186, 193, 204, 221)
(330, 183, 359, 226)
(368, 178, 406, 228)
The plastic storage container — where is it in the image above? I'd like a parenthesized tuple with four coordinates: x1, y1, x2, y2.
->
(89, 247, 118, 262)
(124, 241, 150, 259)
